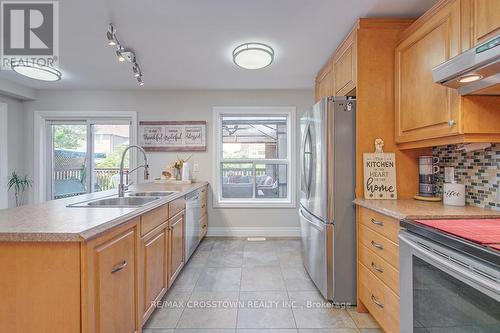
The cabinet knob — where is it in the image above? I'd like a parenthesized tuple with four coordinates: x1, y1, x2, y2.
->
(448, 119, 456, 127)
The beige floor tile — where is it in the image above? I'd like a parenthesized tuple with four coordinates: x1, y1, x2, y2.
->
(347, 311, 380, 329)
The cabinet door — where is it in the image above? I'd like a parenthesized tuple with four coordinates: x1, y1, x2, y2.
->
(93, 228, 136, 333)
(334, 35, 356, 96)
(395, 0, 462, 143)
(199, 214, 208, 240)
(315, 64, 334, 102)
(472, 0, 500, 44)
(142, 225, 168, 319)
(168, 211, 185, 287)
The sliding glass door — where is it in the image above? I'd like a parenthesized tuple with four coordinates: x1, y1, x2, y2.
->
(47, 120, 130, 200)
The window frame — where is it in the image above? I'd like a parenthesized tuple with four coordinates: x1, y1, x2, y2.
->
(213, 106, 296, 208)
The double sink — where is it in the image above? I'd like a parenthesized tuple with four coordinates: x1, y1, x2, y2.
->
(68, 191, 178, 208)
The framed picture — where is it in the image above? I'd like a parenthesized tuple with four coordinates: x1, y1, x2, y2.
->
(139, 121, 207, 152)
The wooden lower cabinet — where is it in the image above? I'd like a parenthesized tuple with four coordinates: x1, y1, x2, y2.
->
(356, 207, 400, 333)
(168, 210, 185, 287)
(358, 264, 400, 333)
(199, 184, 209, 240)
(141, 223, 169, 321)
(84, 219, 140, 333)
(199, 214, 208, 239)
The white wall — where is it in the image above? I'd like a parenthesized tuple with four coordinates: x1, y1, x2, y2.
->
(23, 89, 313, 236)
(0, 94, 26, 208)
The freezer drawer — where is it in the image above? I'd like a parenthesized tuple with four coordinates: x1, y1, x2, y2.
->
(300, 207, 329, 298)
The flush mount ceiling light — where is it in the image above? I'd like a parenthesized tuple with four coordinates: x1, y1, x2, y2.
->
(11, 62, 61, 81)
(106, 23, 144, 86)
(458, 74, 482, 83)
(233, 42, 274, 69)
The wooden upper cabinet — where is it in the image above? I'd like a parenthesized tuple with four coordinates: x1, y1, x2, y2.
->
(395, 0, 500, 148)
(334, 29, 357, 96)
(395, 0, 462, 144)
(315, 62, 334, 102)
(471, 0, 500, 44)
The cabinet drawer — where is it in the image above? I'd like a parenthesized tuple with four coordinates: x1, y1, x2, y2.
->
(359, 243, 399, 295)
(359, 224, 399, 269)
(141, 204, 169, 236)
(169, 197, 185, 219)
(359, 208, 400, 244)
(359, 263, 399, 333)
(199, 214, 208, 239)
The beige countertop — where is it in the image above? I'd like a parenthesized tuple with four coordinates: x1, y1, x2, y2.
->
(353, 198, 500, 220)
(0, 182, 208, 242)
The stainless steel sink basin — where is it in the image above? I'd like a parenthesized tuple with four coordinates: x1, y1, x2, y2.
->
(126, 191, 178, 197)
(68, 196, 161, 208)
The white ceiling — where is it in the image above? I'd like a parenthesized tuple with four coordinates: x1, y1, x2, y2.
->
(0, 0, 437, 90)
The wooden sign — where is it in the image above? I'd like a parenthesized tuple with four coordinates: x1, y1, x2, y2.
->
(139, 121, 207, 152)
(363, 139, 397, 199)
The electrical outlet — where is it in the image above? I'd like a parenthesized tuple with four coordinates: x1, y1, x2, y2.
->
(497, 182, 500, 204)
(193, 163, 199, 172)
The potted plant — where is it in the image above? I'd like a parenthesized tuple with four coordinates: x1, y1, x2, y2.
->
(7, 172, 33, 207)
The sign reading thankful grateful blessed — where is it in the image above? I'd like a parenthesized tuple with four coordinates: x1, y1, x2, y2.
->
(139, 121, 207, 152)
(363, 139, 397, 199)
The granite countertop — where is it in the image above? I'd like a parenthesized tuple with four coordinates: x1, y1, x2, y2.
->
(0, 182, 208, 242)
(353, 198, 500, 220)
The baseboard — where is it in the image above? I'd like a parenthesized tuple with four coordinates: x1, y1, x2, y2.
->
(206, 226, 301, 238)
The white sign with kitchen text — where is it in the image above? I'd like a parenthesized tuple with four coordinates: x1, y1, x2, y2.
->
(139, 121, 207, 152)
(363, 152, 397, 199)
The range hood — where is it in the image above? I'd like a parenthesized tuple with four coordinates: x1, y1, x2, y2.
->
(432, 35, 499, 95)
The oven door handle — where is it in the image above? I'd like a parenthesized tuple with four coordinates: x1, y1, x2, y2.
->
(399, 233, 500, 295)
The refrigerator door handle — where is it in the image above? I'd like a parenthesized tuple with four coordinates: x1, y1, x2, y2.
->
(301, 123, 313, 198)
(299, 208, 325, 231)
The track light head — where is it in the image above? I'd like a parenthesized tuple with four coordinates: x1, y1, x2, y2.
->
(137, 77, 144, 86)
(132, 64, 141, 78)
(107, 24, 117, 46)
(116, 49, 125, 62)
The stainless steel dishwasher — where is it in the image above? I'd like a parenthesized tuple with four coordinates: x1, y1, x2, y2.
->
(185, 190, 201, 261)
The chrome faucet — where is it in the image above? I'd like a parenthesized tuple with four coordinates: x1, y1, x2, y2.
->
(118, 145, 149, 197)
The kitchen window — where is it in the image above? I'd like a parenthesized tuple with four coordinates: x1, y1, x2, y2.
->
(213, 107, 296, 208)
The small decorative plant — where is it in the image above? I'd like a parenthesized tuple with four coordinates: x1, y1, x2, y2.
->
(168, 155, 192, 180)
(7, 172, 33, 207)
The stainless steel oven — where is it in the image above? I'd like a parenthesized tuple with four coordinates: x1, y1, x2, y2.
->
(399, 230, 500, 332)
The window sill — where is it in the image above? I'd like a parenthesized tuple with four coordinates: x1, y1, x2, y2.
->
(213, 200, 296, 209)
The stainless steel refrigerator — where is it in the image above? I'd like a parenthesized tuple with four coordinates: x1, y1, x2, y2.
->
(299, 96, 356, 303)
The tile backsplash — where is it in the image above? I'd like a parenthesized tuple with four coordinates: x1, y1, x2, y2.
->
(433, 144, 499, 210)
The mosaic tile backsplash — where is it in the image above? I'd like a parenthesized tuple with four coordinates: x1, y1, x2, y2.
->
(433, 143, 499, 210)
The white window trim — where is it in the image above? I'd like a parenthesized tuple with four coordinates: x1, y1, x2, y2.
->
(33, 110, 138, 203)
(0, 103, 8, 209)
(212, 106, 296, 208)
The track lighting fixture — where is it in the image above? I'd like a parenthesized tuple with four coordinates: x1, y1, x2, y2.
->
(107, 23, 144, 86)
